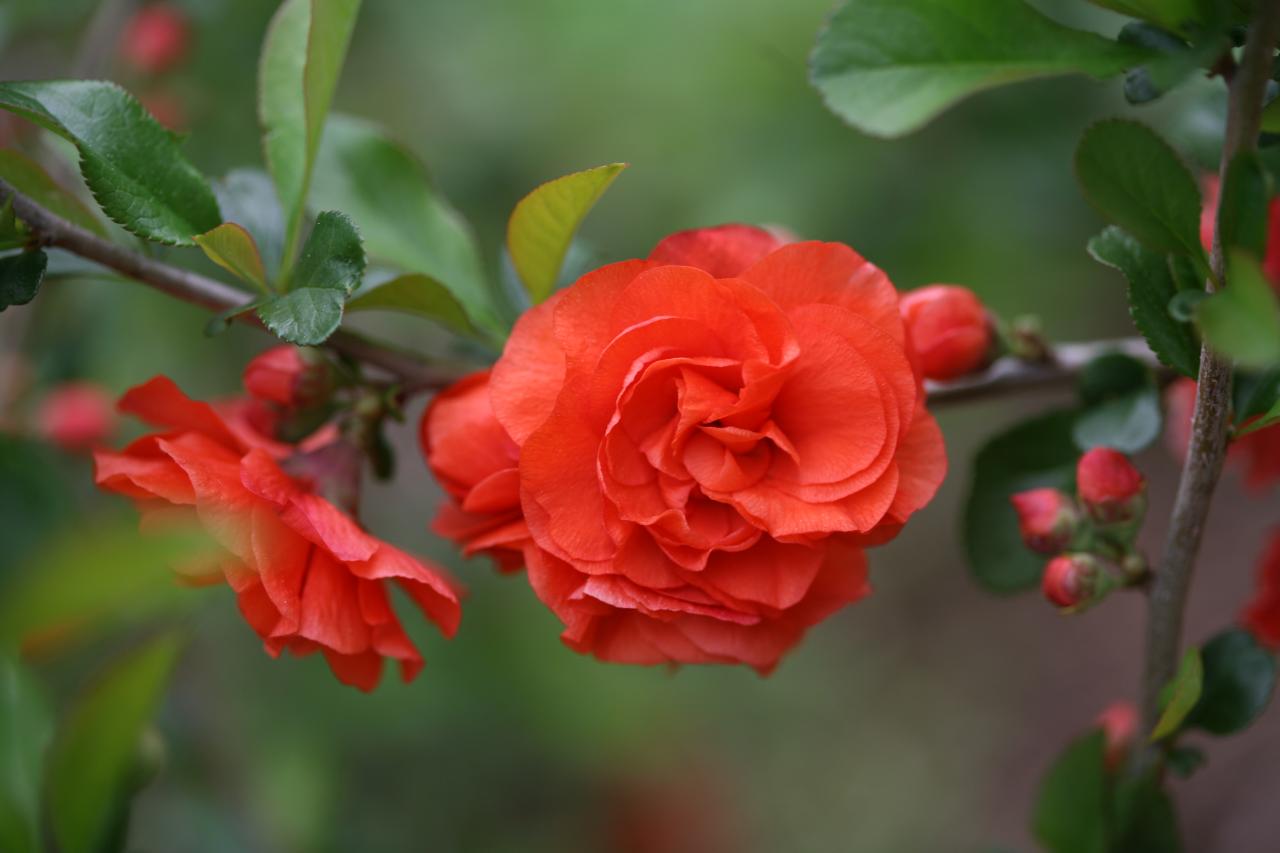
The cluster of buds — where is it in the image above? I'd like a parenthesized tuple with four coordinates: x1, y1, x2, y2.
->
(1011, 447, 1149, 611)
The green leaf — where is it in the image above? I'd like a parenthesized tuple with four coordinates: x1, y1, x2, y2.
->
(311, 114, 496, 332)
(1165, 745, 1206, 778)
(964, 410, 1079, 593)
(213, 169, 285, 280)
(1185, 628, 1277, 735)
(259, 0, 362, 261)
(0, 250, 46, 312)
(0, 148, 106, 237)
(257, 210, 363, 345)
(1076, 120, 1205, 264)
(0, 656, 51, 853)
(1197, 250, 1280, 367)
(1032, 731, 1108, 853)
(258, 287, 346, 345)
(1087, 0, 1206, 36)
(809, 0, 1150, 138)
(1217, 152, 1272, 257)
(1111, 772, 1182, 853)
(1152, 647, 1203, 740)
(1262, 98, 1280, 135)
(1073, 352, 1163, 453)
(0, 81, 220, 245)
(507, 163, 626, 305)
(195, 223, 269, 291)
(47, 634, 182, 853)
(347, 274, 476, 337)
(1235, 368, 1280, 435)
(1088, 226, 1200, 377)
(1118, 23, 1227, 106)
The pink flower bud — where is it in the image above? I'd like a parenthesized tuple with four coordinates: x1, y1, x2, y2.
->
(1041, 554, 1099, 609)
(1076, 448, 1146, 524)
(1010, 487, 1079, 554)
(1097, 701, 1138, 772)
(899, 284, 993, 381)
(243, 346, 332, 409)
(119, 4, 191, 75)
(37, 382, 116, 451)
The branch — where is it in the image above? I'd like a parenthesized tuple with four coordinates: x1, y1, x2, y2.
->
(1132, 0, 1280, 777)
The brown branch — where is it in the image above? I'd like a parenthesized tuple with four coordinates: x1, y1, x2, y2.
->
(1132, 0, 1280, 777)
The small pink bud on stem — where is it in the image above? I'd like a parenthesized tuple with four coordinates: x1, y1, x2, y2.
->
(1076, 447, 1147, 525)
(1010, 487, 1079, 554)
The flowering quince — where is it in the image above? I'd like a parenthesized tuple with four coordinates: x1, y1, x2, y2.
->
(1200, 175, 1280, 287)
(94, 375, 461, 691)
(1097, 701, 1138, 772)
(1009, 487, 1078, 554)
(1076, 447, 1146, 524)
(37, 381, 116, 451)
(243, 345, 333, 410)
(897, 284, 993, 381)
(119, 3, 192, 76)
(1242, 528, 1280, 650)
(1166, 378, 1280, 492)
(423, 224, 947, 672)
(1041, 554, 1099, 608)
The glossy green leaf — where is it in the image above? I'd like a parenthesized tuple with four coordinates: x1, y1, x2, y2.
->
(809, 0, 1149, 138)
(347, 274, 476, 337)
(1197, 251, 1280, 367)
(0, 657, 51, 853)
(195, 223, 269, 290)
(1088, 226, 1200, 377)
(1152, 647, 1203, 740)
(258, 287, 346, 345)
(1185, 628, 1277, 735)
(47, 634, 182, 853)
(0, 148, 106, 237)
(1235, 375, 1280, 436)
(311, 115, 496, 331)
(259, 0, 362, 258)
(1076, 120, 1205, 264)
(1165, 745, 1206, 777)
(964, 410, 1079, 593)
(1087, 0, 1206, 36)
(1032, 731, 1108, 853)
(0, 250, 46, 312)
(1073, 352, 1163, 453)
(257, 210, 363, 345)
(1111, 772, 1182, 853)
(213, 169, 285, 280)
(508, 163, 626, 304)
(1217, 152, 1272, 257)
(0, 81, 220, 245)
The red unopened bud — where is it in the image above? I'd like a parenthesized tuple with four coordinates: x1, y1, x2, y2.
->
(1097, 701, 1138, 772)
(1041, 554, 1100, 609)
(37, 382, 116, 451)
(119, 4, 191, 75)
(1077, 447, 1146, 524)
(243, 346, 333, 409)
(899, 284, 994, 380)
(1010, 487, 1079, 554)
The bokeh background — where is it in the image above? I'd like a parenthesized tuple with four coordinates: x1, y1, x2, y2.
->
(1, 1, 1277, 851)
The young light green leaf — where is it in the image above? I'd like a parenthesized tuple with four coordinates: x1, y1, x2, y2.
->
(347, 274, 476, 337)
(508, 163, 626, 305)
(809, 0, 1151, 138)
(0, 250, 46, 312)
(257, 210, 364, 345)
(0, 81, 220, 245)
(1076, 120, 1205, 264)
(1197, 250, 1280, 367)
(0, 149, 106, 237)
(1152, 646, 1203, 740)
(259, 0, 362, 260)
(1217, 152, 1272, 257)
(312, 115, 496, 332)
(964, 410, 1079, 593)
(1032, 731, 1108, 853)
(213, 169, 285, 280)
(0, 657, 52, 853)
(195, 223, 269, 291)
(47, 634, 182, 853)
(1087, 226, 1200, 378)
(1236, 398, 1280, 437)
(1186, 628, 1277, 735)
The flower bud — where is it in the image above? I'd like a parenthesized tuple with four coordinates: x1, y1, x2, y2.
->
(1041, 554, 1100, 609)
(243, 346, 333, 409)
(1010, 487, 1079, 554)
(899, 284, 994, 381)
(1097, 701, 1137, 772)
(37, 382, 116, 451)
(1076, 447, 1146, 524)
(119, 4, 192, 75)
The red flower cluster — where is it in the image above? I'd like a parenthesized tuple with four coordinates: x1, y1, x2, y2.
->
(94, 354, 461, 691)
(423, 224, 947, 672)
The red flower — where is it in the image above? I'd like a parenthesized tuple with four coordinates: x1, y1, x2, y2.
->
(1200, 175, 1280, 287)
(1076, 447, 1145, 524)
(898, 284, 993, 381)
(1097, 701, 1138, 772)
(37, 381, 116, 451)
(119, 4, 191, 76)
(1166, 378, 1280, 492)
(1042, 554, 1098, 608)
(420, 370, 527, 572)
(94, 376, 461, 691)
(1009, 487, 1078, 554)
(1242, 528, 1280, 650)
(475, 224, 946, 672)
(243, 346, 332, 409)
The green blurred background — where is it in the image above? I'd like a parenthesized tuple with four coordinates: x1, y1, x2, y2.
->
(1, 1, 1277, 851)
